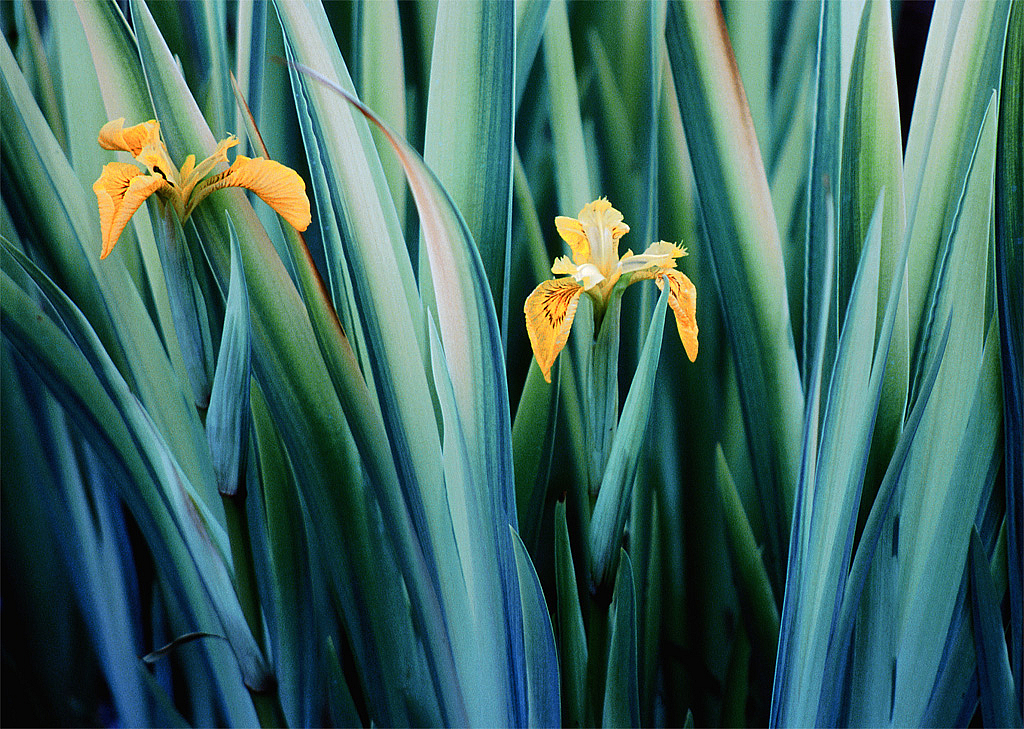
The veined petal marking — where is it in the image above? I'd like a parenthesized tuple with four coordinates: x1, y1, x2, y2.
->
(93, 163, 169, 258)
(524, 277, 585, 383)
(189, 156, 311, 231)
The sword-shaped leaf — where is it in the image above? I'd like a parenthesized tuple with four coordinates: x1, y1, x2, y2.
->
(206, 215, 250, 495)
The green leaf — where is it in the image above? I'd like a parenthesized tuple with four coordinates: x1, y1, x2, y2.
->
(714, 445, 780, 663)
(902, 0, 1011, 357)
(840, 0, 909, 509)
(129, 4, 455, 722)
(0, 258, 267, 711)
(542, 0, 592, 212)
(1, 31, 215, 503)
(290, 55, 529, 725)
(248, 385, 318, 727)
(588, 287, 668, 591)
(427, 315, 516, 727)
(808, 313, 953, 729)
(666, 0, 804, 582)
(152, 207, 214, 409)
(802, 0, 840, 393)
(995, 0, 1023, 693)
(513, 359, 560, 549)
(511, 527, 561, 728)
(969, 529, 1023, 728)
(422, 0, 514, 346)
(206, 215, 250, 496)
(353, 0, 407, 228)
(725, 0, 771, 155)
(514, 0, 550, 109)
(893, 94, 999, 725)
(555, 500, 587, 729)
(603, 549, 640, 728)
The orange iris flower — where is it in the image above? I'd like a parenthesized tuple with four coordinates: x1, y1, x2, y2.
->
(93, 118, 311, 258)
(525, 198, 698, 382)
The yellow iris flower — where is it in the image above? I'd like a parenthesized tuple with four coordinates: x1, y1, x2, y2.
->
(525, 198, 698, 382)
(93, 118, 311, 259)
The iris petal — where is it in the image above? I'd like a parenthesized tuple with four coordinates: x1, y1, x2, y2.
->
(97, 118, 161, 157)
(657, 269, 699, 362)
(524, 277, 585, 383)
(189, 155, 311, 231)
(618, 240, 686, 275)
(93, 162, 169, 258)
(555, 215, 590, 264)
(180, 136, 240, 199)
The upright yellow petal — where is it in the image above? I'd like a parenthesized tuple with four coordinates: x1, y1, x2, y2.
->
(577, 198, 629, 273)
(555, 215, 590, 264)
(577, 198, 629, 242)
(98, 118, 161, 157)
(656, 269, 698, 362)
(189, 155, 311, 231)
(180, 135, 240, 198)
(137, 140, 180, 184)
(93, 162, 169, 258)
(524, 277, 585, 383)
(178, 154, 197, 184)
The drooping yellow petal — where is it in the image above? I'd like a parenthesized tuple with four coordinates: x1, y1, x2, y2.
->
(657, 269, 698, 362)
(524, 277, 585, 383)
(555, 215, 590, 264)
(98, 118, 161, 157)
(93, 162, 169, 258)
(189, 155, 311, 231)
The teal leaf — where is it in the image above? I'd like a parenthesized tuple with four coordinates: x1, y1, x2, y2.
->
(666, 0, 804, 581)
(968, 529, 1023, 728)
(511, 527, 561, 728)
(206, 215, 251, 496)
(588, 287, 668, 591)
(422, 0, 514, 347)
(995, 0, 1023, 695)
(151, 206, 214, 409)
(555, 500, 587, 729)
(603, 549, 640, 728)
